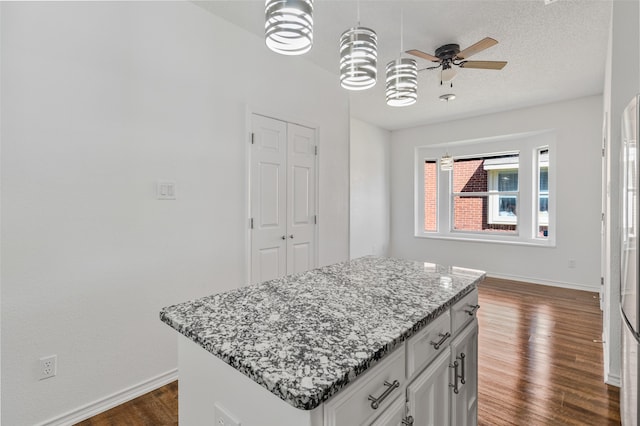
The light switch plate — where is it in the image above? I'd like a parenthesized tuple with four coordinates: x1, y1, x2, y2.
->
(214, 403, 241, 426)
(157, 181, 176, 200)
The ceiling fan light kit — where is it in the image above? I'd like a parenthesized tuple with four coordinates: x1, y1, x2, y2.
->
(385, 58, 418, 107)
(265, 0, 314, 56)
(339, 26, 378, 91)
(441, 66, 458, 84)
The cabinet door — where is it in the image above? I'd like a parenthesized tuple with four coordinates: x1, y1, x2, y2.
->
(450, 320, 478, 426)
(369, 396, 406, 426)
(407, 348, 451, 426)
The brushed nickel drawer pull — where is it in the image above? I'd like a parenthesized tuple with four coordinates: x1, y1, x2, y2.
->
(430, 332, 451, 350)
(402, 415, 415, 425)
(457, 352, 466, 385)
(450, 361, 460, 394)
(368, 380, 399, 409)
(464, 304, 480, 316)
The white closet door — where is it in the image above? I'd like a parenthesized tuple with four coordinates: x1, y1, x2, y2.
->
(286, 123, 316, 275)
(250, 115, 287, 284)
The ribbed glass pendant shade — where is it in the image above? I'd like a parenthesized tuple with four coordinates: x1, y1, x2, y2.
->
(265, 0, 314, 56)
(385, 58, 418, 107)
(339, 26, 377, 91)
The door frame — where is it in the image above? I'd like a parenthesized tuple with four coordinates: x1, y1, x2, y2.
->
(244, 105, 320, 286)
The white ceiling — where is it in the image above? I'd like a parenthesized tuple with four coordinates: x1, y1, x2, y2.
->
(196, 0, 612, 130)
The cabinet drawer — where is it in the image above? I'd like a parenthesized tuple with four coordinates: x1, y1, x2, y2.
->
(406, 311, 451, 379)
(451, 289, 479, 336)
(324, 345, 406, 426)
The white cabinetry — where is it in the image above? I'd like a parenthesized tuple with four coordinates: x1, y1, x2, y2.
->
(323, 289, 480, 426)
(402, 290, 479, 426)
(450, 321, 478, 426)
(407, 349, 451, 426)
(323, 346, 406, 426)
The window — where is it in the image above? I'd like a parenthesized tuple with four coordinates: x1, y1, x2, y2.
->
(485, 154, 519, 225)
(415, 132, 555, 246)
(537, 148, 549, 237)
(451, 154, 519, 233)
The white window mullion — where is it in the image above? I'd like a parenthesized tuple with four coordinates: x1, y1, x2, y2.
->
(440, 159, 452, 236)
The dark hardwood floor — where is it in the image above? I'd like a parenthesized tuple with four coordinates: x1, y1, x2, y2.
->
(75, 381, 178, 426)
(478, 277, 620, 426)
(76, 277, 620, 425)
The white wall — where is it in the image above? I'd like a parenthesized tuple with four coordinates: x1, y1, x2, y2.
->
(602, 0, 639, 386)
(0, 2, 349, 425)
(349, 118, 390, 258)
(390, 95, 603, 291)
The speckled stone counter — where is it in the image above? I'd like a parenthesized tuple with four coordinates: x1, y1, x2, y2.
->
(160, 256, 485, 411)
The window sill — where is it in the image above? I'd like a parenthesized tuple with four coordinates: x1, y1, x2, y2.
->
(414, 233, 556, 248)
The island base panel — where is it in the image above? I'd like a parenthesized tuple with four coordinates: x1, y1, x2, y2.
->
(178, 335, 323, 426)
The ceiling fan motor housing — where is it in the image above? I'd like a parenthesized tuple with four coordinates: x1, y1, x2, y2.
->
(435, 43, 460, 60)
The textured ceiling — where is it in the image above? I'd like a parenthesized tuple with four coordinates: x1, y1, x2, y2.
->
(196, 0, 612, 130)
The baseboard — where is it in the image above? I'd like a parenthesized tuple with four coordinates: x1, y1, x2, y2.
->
(605, 372, 621, 387)
(486, 272, 599, 293)
(36, 368, 178, 426)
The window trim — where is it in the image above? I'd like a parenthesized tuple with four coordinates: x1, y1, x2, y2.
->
(414, 131, 556, 247)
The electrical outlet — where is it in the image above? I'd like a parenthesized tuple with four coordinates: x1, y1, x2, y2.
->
(214, 403, 241, 426)
(39, 355, 57, 380)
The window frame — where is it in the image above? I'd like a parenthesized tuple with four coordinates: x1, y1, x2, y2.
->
(414, 132, 556, 247)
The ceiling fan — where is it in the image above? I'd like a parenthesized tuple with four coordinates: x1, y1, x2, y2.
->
(406, 37, 507, 86)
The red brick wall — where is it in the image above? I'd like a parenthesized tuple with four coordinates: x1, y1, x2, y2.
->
(424, 161, 437, 231)
(453, 159, 486, 231)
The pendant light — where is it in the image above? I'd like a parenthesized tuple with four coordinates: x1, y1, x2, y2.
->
(339, 2, 377, 90)
(386, 12, 417, 107)
(440, 153, 453, 171)
(265, 0, 314, 56)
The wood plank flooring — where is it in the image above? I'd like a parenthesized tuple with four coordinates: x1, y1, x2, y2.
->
(478, 277, 620, 426)
(76, 277, 620, 425)
(75, 381, 178, 426)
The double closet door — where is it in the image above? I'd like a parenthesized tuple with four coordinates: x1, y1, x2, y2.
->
(250, 114, 317, 285)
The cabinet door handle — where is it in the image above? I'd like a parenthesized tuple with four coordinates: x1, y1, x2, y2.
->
(430, 332, 451, 350)
(464, 304, 480, 316)
(402, 416, 415, 425)
(449, 361, 460, 394)
(368, 380, 399, 409)
(281, 235, 287, 240)
(457, 352, 466, 385)
(289, 234, 294, 239)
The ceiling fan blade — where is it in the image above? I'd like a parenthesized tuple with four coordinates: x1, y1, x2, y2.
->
(406, 49, 441, 62)
(456, 37, 498, 59)
(459, 60, 507, 70)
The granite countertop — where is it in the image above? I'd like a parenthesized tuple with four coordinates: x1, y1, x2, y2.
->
(159, 256, 485, 411)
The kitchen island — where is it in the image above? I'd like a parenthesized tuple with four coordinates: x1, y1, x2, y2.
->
(160, 256, 485, 426)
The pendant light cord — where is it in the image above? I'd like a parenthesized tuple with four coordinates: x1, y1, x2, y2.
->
(400, 9, 404, 54)
(357, 0, 361, 26)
